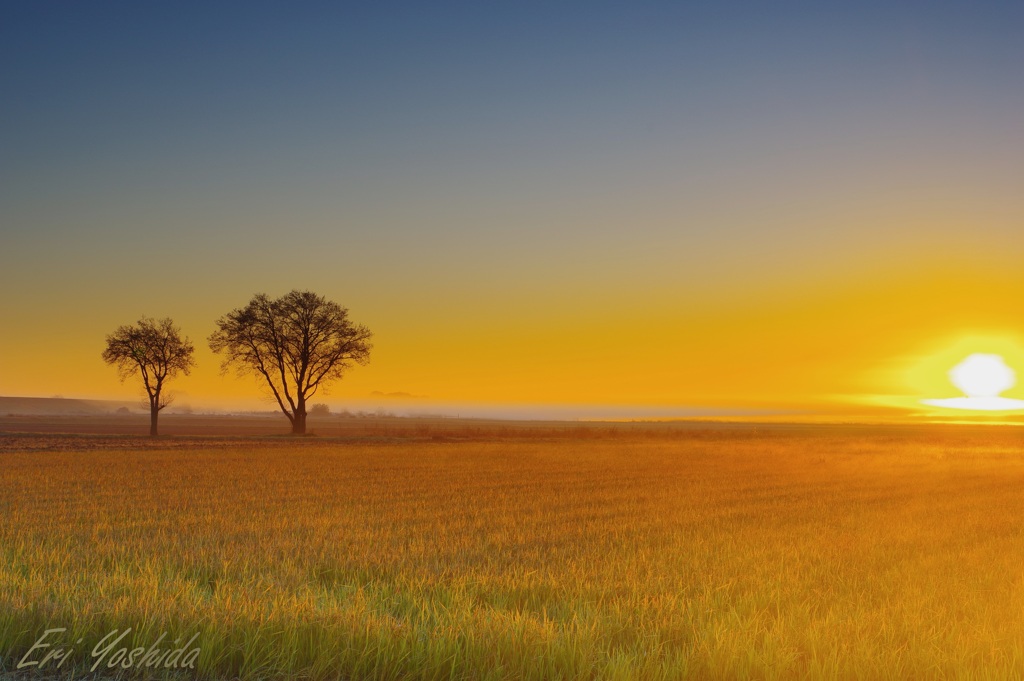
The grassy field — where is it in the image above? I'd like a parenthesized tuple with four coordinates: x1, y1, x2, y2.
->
(3, 422, 1024, 679)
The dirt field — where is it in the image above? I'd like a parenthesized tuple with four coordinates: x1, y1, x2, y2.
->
(0, 412, 781, 439)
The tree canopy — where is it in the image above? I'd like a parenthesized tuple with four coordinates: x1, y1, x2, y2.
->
(102, 317, 195, 436)
(209, 290, 372, 434)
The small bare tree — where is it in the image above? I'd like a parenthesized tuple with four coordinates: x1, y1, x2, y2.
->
(102, 317, 196, 436)
(209, 290, 372, 435)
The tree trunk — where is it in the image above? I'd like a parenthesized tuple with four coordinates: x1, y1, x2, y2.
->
(292, 409, 307, 435)
(150, 402, 159, 437)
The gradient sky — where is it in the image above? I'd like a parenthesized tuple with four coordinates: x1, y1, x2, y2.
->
(3, 2, 1024, 418)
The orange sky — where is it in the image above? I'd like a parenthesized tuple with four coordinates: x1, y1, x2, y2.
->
(2, 252, 1023, 420)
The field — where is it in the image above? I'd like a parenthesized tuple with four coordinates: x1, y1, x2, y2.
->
(3, 419, 1024, 679)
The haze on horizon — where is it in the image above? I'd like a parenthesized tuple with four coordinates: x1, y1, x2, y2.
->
(3, 2, 1024, 420)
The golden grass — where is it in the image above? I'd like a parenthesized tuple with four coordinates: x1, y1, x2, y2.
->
(3, 425, 1024, 679)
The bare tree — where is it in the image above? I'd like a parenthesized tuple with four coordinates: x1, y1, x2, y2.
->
(102, 317, 196, 436)
(209, 290, 372, 435)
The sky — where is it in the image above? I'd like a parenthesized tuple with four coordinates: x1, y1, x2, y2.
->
(3, 2, 1024, 419)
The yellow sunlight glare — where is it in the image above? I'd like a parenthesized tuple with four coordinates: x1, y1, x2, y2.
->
(922, 353, 1024, 411)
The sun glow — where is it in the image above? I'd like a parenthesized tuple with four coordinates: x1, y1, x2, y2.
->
(923, 353, 1024, 412)
(949, 354, 1015, 398)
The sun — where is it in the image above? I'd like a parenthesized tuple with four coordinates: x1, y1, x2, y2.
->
(948, 354, 1015, 398)
(922, 352, 1024, 411)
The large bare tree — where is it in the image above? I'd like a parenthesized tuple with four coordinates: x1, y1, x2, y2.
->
(102, 317, 196, 436)
(209, 290, 372, 435)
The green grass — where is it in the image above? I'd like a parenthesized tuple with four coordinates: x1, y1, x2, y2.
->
(3, 426, 1024, 679)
